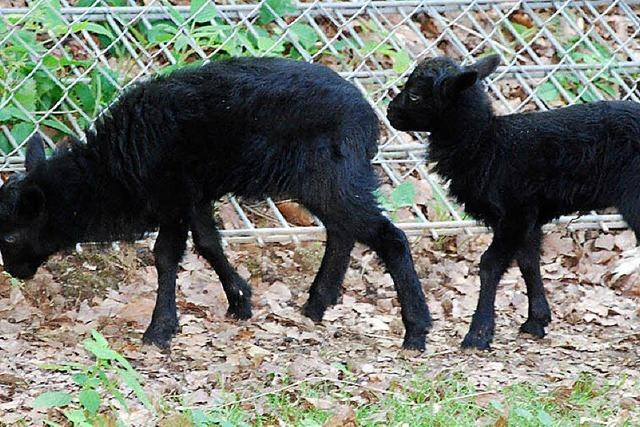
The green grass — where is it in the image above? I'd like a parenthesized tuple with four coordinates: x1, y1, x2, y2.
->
(19, 328, 640, 426)
(172, 372, 639, 427)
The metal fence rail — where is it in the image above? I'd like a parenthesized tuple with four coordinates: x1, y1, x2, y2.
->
(1, 0, 639, 242)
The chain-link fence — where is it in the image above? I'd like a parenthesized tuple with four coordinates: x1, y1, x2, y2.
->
(1, 0, 639, 243)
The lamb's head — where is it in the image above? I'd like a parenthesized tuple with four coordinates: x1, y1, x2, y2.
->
(387, 54, 500, 132)
(0, 134, 54, 279)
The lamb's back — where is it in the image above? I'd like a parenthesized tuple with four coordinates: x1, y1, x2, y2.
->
(87, 58, 378, 199)
(492, 100, 640, 217)
(497, 101, 640, 156)
(162, 57, 377, 149)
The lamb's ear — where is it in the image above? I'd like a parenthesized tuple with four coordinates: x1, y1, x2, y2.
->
(442, 70, 478, 98)
(470, 54, 501, 80)
(25, 134, 45, 172)
(16, 185, 45, 222)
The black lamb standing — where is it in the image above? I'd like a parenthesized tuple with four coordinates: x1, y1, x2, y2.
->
(0, 57, 431, 350)
(387, 54, 640, 349)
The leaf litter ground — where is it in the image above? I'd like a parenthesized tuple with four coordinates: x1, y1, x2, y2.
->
(1, 228, 639, 425)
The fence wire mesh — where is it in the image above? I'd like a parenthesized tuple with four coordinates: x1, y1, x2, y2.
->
(1, 0, 639, 243)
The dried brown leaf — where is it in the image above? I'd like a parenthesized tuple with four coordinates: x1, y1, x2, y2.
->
(277, 201, 315, 226)
(323, 405, 357, 427)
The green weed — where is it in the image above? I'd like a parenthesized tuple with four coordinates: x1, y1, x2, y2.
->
(0, 0, 411, 155)
(34, 330, 153, 426)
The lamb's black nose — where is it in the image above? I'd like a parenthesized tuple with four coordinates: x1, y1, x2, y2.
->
(386, 108, 410, 131)
(5, 263, 37, 280)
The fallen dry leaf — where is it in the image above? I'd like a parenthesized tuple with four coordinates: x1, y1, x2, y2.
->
(2, 226, 640, 426)
(276, 201, 315, 226)
(510, 11, 534, 28)
(323, 405, 357, 427)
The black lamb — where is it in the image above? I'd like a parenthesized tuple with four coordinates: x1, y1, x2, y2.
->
(0, 57, 431, 350)
(387, 54, 640, 350)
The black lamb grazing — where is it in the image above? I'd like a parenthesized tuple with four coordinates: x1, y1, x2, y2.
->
(0, 57, 431, 350)
(387, 54, 640, 350)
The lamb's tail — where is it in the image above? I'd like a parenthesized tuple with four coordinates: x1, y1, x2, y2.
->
(338, 106, 380, 162)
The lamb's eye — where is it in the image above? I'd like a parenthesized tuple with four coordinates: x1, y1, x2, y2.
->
(4, 234, 16, 244)
(408, 93, 421, 102)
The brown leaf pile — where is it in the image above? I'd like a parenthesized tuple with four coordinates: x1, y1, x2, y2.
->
(1, 229, 639, 424)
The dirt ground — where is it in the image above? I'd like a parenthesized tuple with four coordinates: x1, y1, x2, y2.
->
(1, 228, 639, 425)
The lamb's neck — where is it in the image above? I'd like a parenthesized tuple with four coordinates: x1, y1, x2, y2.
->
(428, 107, 494, 182)
(36, 149, 149, 245)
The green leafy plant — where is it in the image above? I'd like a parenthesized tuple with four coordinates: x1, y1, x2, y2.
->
(0, 0, 417, 157)
(0, 0, 121, 152)
(536, 33, 620, 105)
(375, 181, 416, 214)
(503, 19, 537, 45)
(360, 40, 411, 73)
(259, 0, 296, 25)
(34, 329, 154, 426)
(354, 20, 412, 73)
(429, 198, 453, 222)
(184, 407, 251, 427)
(2, 270, 22, 287)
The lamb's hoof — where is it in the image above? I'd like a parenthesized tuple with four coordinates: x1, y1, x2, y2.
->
(142, 317, 179, 350)
(302, 301, 326, 323)
(402, 333, 426, 352)
(462, 329, 494, 350)
(225, 277, 253, 320)
(226, 300, 252, 320)
(520, 317, 549, 338)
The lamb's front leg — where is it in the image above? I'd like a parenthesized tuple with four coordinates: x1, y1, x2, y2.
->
(190, 204, 252, 319)
(463, 227, 519, 350)
(143, 220, 188, 349)
(516, 227, 551, 338)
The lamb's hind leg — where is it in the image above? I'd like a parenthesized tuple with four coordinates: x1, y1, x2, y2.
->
(335, 195, 430, 350)
(516, 226, 551, 338)
(302, 224, 355, 322)
(190, 203, 252, 319)
(354, 209, 431, 351)
(299, 188, 430, 350)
